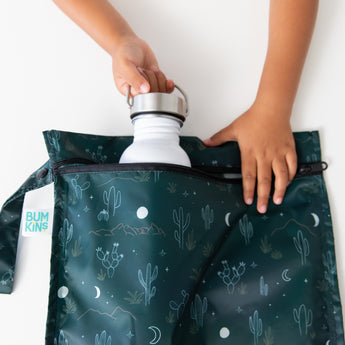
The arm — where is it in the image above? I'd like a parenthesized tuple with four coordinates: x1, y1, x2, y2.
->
(256, 0, 319, 114)
(52, 0, 173, 95)
(204, 0, 319, 213)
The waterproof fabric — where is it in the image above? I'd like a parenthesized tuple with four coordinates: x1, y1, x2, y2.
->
(0, 130, 344, 345)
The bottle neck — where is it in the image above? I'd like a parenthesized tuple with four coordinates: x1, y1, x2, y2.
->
(132, 115, 182, 142)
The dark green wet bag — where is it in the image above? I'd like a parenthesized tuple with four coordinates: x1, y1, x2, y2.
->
(0, 130, 344, 345)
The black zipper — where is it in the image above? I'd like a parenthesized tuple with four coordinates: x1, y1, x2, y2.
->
(52, 159, 327, 183)
(53, 161, 242, 184)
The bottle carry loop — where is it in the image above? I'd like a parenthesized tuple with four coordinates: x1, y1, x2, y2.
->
(126, 84, 189, 116)
(126, 84, 189, 124)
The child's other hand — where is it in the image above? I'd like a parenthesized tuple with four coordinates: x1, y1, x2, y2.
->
(111, 35, 174, 97)
(203, 104, 297, 213)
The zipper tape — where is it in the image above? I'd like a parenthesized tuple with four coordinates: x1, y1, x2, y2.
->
(52, 159, 327, 183)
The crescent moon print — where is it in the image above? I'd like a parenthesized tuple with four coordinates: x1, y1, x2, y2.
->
(94, 286, 101, 299)
(326, 340, 330, 345)
(281, 269, 292, 282)
(225, 212, 231, 227)
(148, 326, 161, 344)
(311, 213, 320, 227)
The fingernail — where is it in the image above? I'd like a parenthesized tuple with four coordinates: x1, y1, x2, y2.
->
(259, 205, 267, 213)
(203, 138, 212, 146)
(246, 198, 253, 205)
(275, 197, 283, 205)
(140, 84, 150, 93)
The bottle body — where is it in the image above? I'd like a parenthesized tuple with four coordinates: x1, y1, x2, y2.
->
(119, 116, 191, 167)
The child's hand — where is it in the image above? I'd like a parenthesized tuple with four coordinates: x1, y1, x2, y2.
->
(204, 104, 297, 213)
(111, 35, 174, 97)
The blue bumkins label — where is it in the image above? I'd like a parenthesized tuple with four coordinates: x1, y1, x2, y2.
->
(20, 209, 53, 237)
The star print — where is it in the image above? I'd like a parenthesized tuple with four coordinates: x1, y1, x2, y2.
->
(159, 249, 167, 256)
(280, 212, 284, 216)
(165, 267, 169, 272)
(304, 278, 308, 283)
(182, 190, 189, 197)
(211, 311, 216, 316)
(250, 262, 258, 269)
(89, 195, 94, 200)
(126, 331, 134, 339)
(236, 306, 243, 313)
(83, 206, 90, 213)
(262, 215, 269, 221)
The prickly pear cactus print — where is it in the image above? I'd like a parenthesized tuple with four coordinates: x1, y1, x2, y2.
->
(0, 130, 342, 345)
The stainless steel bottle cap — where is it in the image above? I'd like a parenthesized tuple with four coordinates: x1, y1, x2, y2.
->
(126, 85, 189, 125)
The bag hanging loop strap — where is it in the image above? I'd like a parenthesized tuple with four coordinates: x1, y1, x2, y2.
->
(0, 161, 53, 294)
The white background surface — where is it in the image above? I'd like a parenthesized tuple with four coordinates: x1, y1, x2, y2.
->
(0, 0, 345, 343)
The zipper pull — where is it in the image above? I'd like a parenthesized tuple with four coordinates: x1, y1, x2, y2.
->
(296, 161, 328, 177)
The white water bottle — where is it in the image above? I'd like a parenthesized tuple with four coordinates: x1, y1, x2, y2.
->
(119, 85, 191, 167)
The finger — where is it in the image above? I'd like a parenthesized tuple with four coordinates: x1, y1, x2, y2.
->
(203, 123, 237, 147)
(117, 62, 150, 96)
(241, 154, 257, 206)
(285, 150, 298, 182)
(115, 78, 138, 98)
(272, 158, 289, 205)
(166, 79, 175, 93)
(256, 160, 272, 213)
(155, 70, 167, 93)
(141, 69, 159, 92)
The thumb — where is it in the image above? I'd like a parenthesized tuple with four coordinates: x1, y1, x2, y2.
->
(203, 122, 237, 147)
(119, 62, 150, 95)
